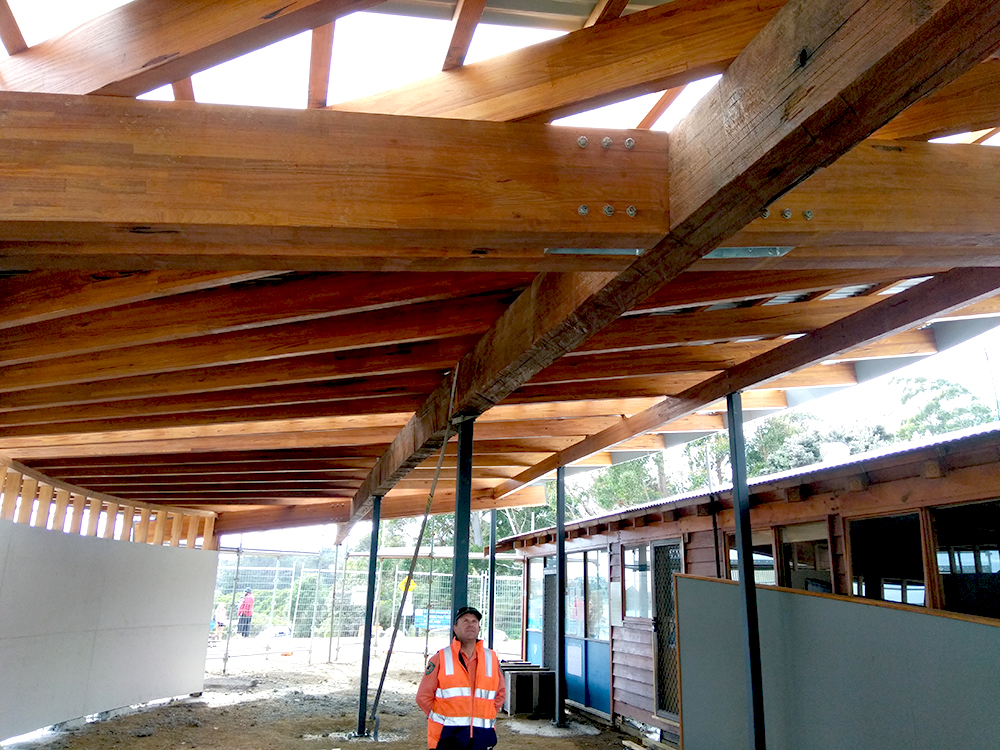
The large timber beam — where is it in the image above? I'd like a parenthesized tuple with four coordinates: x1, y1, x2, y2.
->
(492, 267, 1000, 498)
(0, 91, 668, 252)
(0, 0, 381, 97)
(341, 0, 1000, 537)
(335, 0, 784, 121)
(874, 59, 1000, 140)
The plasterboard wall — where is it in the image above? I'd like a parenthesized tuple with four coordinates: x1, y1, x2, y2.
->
(0, 520, 218, 742)
(676, 575, 1000, 750)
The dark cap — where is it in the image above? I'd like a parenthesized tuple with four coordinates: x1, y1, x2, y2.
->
(454, 606, 482, 624)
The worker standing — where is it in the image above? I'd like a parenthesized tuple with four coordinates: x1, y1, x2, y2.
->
(236, 588, 254, 637)
(416, 606, 505, 750)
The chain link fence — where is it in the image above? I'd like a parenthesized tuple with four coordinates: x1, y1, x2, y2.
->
(208, 549, 523, 673)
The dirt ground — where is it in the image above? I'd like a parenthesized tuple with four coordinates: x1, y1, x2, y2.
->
(4, 639, 632, 750)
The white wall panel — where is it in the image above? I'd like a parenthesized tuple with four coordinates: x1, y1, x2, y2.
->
(0, 520, 219, 742)
(676, 575, 1000, 750)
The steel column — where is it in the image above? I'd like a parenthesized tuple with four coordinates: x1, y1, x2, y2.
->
(451, 417, 474, 612)
(356, 495, 381, 737)
(488, 508, 497, 648)
(726, 393, 766, 750)
(554, 466, 568, 726)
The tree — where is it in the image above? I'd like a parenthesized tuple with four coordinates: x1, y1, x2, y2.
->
(893, 376, 995, 440)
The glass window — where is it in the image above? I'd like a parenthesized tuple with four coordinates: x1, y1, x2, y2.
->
(624, 546, 652, 618)
(586, 549, 609, 640)
(934, 501, 1000, 618)
(526, 558, 544, 631)
(728, 531, 776, 586)
(565, 553, 586, 638)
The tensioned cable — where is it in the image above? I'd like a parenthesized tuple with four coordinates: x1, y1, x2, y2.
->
(369, 365, 462, 737)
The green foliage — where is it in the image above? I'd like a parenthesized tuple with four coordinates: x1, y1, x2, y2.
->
(682, 433, 730, 491)
(892, 376, 995, 440)
(289, 573, 329, 637)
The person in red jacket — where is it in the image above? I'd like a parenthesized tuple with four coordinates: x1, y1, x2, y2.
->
(417, 606, 506, 750)
(236, 588, 254, 637)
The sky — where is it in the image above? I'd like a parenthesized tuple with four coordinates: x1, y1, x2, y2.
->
(7, 3, 1000, 549)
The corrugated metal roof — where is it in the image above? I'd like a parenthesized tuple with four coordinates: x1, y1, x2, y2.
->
(371, 0, 667, 30)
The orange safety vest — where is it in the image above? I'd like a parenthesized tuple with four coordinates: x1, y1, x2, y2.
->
(427, 639, 501, 749)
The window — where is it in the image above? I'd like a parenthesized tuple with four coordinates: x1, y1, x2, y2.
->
(526, 557, 544, 631)
(586, 549, 609, 640)
(934, 500, 1000, 618)
(727, 530, 777, 586)
(849, 513, 924, 606)
(779, 521, 832, 592)
(565, 553, 586, 638)
(624, 545, 652, 618)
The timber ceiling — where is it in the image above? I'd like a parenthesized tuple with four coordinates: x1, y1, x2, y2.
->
(1, 0, 1000, 540)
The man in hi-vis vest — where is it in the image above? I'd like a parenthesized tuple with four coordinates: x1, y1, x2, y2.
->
(416, 606, 506, 750)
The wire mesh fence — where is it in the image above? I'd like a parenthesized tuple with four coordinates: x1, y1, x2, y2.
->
(209, 549, 523, 673)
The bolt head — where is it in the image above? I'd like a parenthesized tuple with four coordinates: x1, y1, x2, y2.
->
(626, 205, 637, 218)
(578, 205, 589, 216)
(760, 208, 770, 219)
(624, 137, 635, 149)
(603, 205, 614, 217)
(781, 208, 792, 219)
(577, 136, 588, 148)
(804, 210, 814, 220)
(602, 136, 613, 148)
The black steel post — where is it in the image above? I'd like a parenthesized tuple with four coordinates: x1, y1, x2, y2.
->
(727, 393, 766, 750)
(356, 496, 381, 738)
(451, 417, 474, 612)
(488, 508, 497, 648)
(554, 466, 568, 726)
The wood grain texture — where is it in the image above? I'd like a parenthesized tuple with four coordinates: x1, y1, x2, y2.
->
(493, 267, 1000, 498)
(308, 22, 334, 108)
(0, 0, 378, 96)
(1, 273, 530, 366)
(0, 0, 26, 54)
(0, 92, 669, 251)
(873, 60, 1000, 140)
(443, 0, 487, 70)
(335, 0, 784, 121)
(585, 0, 630, 27)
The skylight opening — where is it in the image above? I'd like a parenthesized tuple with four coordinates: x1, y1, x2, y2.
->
(7, 0, 130, 48)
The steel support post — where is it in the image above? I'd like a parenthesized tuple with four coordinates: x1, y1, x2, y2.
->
(726, 393, 766, 750)
(488, 508, 497, 648)
(356, 496, 381, 738)
(554, 466, 568, 726)
(451, 417, 474, 613)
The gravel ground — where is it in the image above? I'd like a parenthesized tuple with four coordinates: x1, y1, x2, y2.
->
(4, 639, 630, 750)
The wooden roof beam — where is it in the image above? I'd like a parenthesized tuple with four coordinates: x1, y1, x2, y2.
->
(0, 92, 668, 252)
(585, 0, 630, 28)
(342, 0, 1000, 538)
(0, 270, 277, 330)
(443, 0, 487, 71)
(308, 22, 335, 108)
(335, 0, 784, 121)
(0, 0, 27, 55)
(0, 0, 381, 97)
(874, 60, 1000, 141)
(494, 267, 1000, 499)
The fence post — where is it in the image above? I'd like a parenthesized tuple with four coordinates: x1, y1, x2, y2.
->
(328, 543, 341, 663)
(222, 547, 242, 676)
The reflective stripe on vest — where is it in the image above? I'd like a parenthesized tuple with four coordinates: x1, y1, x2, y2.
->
(441, 646, 455, 676)
(436, 686, 471, 699)
(429, 712, 473, 727)
(482, 646, 494, 678)
(472, 717, 496, 728)
(474, 688, 497, 700)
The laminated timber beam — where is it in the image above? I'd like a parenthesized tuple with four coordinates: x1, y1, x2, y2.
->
(341, 0, 1000, 538)
(336, 0, 785, 121)
(0, 92, 669, 253)
(492, 267, 1000, 499)
(873, 60, 1000, 141)
(0, 0, 381, 97)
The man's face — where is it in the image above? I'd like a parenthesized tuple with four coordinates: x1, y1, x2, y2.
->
(453, 613, 481, 642)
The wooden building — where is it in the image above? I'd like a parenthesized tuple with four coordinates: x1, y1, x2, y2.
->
(2, 0, 1000, 742)
(499, 425, 1000, 742)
